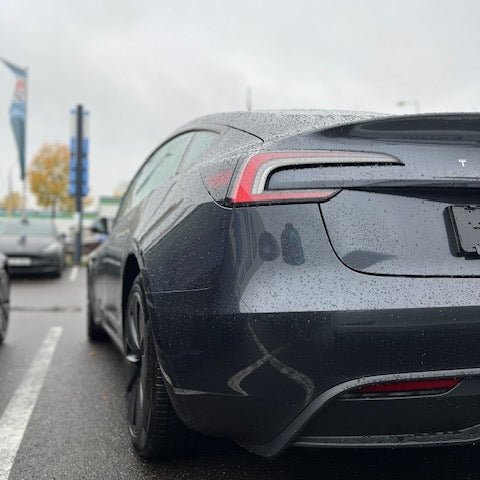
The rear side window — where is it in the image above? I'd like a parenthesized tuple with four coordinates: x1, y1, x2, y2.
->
(116, 132, 194, 219)
(133, 133, 193, 204)
(179, 131, 219, 172)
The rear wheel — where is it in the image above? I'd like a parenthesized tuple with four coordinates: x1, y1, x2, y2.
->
(124, 275, 196, 458)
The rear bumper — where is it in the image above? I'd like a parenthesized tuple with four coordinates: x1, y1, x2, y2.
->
(144, 202, 480, 456)
(149, 300, 480, 456)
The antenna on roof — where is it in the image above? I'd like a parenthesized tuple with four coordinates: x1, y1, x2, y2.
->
(246, 86, 252, 112)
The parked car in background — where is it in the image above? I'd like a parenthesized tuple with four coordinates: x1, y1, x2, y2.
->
(0, 253, 9, 343)
(0, 218, 65, 277)
(87, 110, 480, 459)
(64, 231, 105, 258)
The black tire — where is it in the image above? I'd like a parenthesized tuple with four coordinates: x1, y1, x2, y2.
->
(124, 274, 196, 458)
(87, 299, 109, 341)
(0, 269, 9, 344)
(53, 255, 65, 278)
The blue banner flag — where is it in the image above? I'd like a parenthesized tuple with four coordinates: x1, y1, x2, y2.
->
(1, 58, 27, 180)
(69, 108, 90, 197)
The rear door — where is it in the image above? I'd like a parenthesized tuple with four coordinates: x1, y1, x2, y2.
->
(98, 132, 194, 333)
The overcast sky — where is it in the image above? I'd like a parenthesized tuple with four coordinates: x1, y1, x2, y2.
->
(0, 0, 479, 206)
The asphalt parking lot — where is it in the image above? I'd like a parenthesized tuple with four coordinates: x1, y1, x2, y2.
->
(0, 268, 479, 479)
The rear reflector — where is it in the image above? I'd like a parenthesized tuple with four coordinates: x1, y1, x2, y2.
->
(354, 378, 459, 394)
(229, 151, 400, 205)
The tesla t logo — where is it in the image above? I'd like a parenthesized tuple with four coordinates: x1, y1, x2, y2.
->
(458, 159, 467, 167)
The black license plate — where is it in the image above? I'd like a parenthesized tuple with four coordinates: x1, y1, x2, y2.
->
(448, 205, 480, 257)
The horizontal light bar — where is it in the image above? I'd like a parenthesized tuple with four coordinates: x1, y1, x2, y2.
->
(230, 151, 401, 205)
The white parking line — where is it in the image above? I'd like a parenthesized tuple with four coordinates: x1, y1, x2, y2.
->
(0, 326, 63, 480)
(69, 266, 79, 282)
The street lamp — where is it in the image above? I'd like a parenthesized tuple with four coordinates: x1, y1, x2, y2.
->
(397, 99, 420, 114)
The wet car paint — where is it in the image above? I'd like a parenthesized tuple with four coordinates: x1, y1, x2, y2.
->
(88, 110, 480, 457)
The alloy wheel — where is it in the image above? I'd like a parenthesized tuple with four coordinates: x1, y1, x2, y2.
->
(125, 290, 146, 437)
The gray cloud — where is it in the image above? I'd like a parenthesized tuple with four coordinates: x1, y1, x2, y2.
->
(0, 0, 479, 202)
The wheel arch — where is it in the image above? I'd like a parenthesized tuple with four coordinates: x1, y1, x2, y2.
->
(122, 253, 141, 322)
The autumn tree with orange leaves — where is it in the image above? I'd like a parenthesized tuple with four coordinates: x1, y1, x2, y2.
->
(0, 191, 23, 214)
(29, 143, 92, 216)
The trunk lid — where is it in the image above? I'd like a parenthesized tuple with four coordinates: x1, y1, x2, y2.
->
(267, 114, 480, 277)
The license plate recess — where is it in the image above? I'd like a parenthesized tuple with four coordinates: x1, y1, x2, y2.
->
(448, 205, 480, 257)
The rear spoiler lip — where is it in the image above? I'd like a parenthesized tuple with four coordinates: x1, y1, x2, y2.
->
(320, 111, 480, 131)
(319, 112, 480, 144)
(256, 112, 480, 151)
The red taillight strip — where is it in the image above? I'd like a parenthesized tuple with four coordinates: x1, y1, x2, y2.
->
(354, 378, 459, 394)
(230, 151, 401, 205)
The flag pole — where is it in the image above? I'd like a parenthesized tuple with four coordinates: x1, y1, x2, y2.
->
(7, 167, 12, 217)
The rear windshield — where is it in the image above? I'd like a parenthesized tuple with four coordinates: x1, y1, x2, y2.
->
(0, 219, 55, 237)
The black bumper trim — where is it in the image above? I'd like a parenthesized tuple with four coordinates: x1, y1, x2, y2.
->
(238, 367, 480, 458)
(293, 424, 480, 448)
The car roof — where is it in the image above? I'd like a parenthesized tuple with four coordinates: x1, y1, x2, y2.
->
(181, 109, 389, 141)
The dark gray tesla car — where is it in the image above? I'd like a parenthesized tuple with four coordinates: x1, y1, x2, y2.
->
(0, 218, 65, 276)
(87, 110, 480, 459)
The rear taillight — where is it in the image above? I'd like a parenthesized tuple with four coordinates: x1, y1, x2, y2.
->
(229, 151, 400, 205)
(352, 378, 459, 396)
